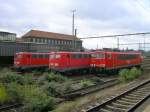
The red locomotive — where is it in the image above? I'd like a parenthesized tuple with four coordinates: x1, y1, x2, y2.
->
(91, 51, 142, 72)
(14, 50, 142, 74)
(14, 52, 51, 71)
(49, 52, 91, 73)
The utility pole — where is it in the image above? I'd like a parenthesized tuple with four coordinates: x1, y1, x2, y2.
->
(144, 35, 146, 51)
(72, 10, 76, 36)
(117, 37, 119, 49)
(139, 42, 141, 51)
(72, 10, 76, 51)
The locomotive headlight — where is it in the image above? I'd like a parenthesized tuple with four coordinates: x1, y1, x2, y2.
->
(16, 62, 20, 64)
(55, 63, 59, 66)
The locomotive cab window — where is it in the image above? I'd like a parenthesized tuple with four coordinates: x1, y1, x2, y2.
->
(50, 54, 55, 59)
(17, 54, 23, 59)
(92, 54, 104, 58)
(118, 54, 138, 60)
(55, 54, 61, 59)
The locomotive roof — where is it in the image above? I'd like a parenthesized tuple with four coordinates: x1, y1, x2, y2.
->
(51, 51, 91, 54)
(92, 51, 141, 54)
(16, 52, 51, 54)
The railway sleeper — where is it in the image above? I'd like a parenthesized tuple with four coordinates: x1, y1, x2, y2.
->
(137, 87, 150, 91)
(129, 92, 148, 96)
(133, 90, 150, 95)
(111, 102, 131, 109)
(99, 108, 112, 112)
(134, 91, 150, 95)
(138, 88, 150, 92)
(127, 93, 146, 98)
(115, 100, 136, 106)
(105, 104, 127, 112)
(124, 95, 144, 100)
(121, 98, 139, 103)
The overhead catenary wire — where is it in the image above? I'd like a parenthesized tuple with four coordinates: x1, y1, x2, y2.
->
(79, 32, 150, 39)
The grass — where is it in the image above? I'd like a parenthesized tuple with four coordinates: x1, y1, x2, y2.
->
(52, 101, 78, 112)
(119, 67, 141, 82)
(0, 83, 8, 103)
(0, 68, 115, 112)
(80, 79, 94, 88)
(0, 68, 56, 111)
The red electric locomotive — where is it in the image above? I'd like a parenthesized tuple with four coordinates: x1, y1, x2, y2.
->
(91, 51, 142, 72)
(14, 52, 51, 71)
(49, 52, 91, 73)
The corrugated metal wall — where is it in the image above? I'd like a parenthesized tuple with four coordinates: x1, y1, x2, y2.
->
(0, 42, 52, 56)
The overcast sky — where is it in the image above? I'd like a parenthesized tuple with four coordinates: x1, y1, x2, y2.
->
(1, 0, 150, 49)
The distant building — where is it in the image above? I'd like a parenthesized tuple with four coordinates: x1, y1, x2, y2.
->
(22, 30, 82, 51)
(0, 31, 16, 41)
(0, 30, 83, 65)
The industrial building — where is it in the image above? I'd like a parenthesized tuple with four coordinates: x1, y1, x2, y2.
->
(0, 30, 83, 65)
(22, 30, 82, 51)
(0, 31, 16, 41)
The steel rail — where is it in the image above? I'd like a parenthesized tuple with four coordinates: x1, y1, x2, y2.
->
(83, 79, 150, 112)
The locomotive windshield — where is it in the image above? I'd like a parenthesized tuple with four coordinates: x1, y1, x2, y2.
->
(91, 54, 105, 58)
(16, 54, 23, 59)
(50, 54, 61, 59)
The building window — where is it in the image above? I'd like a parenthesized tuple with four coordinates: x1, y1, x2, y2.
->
(45, 39, 47, 43)
(38, 38, 41, 43)
(42, 39, 44, 43)
(51, 40, 53, 44)
(55, 40, 57, 45)
(36, 38, 39, 43)
(33, 38, 36, 43)
(30, 38, 33, 42)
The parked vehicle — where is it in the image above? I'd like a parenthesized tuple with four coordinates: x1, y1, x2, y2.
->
(14, 52, 51, 71)
(49, 52, 91, 73)
(14, 50, 142, 74)
(90, 51, 142, 72)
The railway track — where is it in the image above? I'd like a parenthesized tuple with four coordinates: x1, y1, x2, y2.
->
(0, 103, 22, 111)
(82, 79, 150, 112)
(142, 57, 150, 69)
(62, 79, 119, 100)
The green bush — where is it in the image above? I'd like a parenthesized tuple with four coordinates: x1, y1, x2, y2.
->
(119, 68, 141, 82)
(37, 75, 47, 85)
(0, 68, 13, 74)
(92, 77, 103, 83)
(0, 83, 8, 103)
(22, 85, 54, 112)
(46, 73, 68, 83)
(129, 67, 141, 79)
(0, 70, 35, 85)
(119, 69, 130, 81)
(0, 72, 25, 85)
(42, 81, 73, 96)
(23, 73, 35, 85)
(6, 83, 23, 103)
(80, 79, 94, 88)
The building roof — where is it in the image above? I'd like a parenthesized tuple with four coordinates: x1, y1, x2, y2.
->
(16, 38, 23, 42)
(22, 30, 82, 41)
(0, 31, 16, 35)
